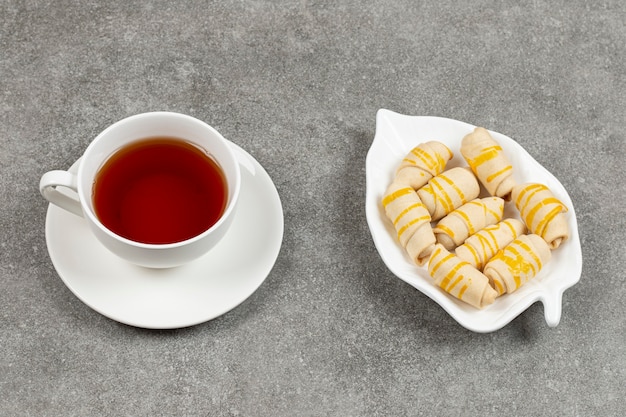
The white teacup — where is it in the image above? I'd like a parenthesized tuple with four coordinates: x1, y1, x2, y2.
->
(40, 112, 241, 268)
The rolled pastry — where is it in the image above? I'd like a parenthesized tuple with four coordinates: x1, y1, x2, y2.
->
(395, 141, 453, 189)
(427, 244, 498, 308)
(433, 197, 504, 250)
(382, 182, 436, 265)
(461, 127, 516, 199)
(511, 183, 569, 249)
(455, 218, 527, 270)
(483, 234, 551, 296)
(417, 167, 480, 221)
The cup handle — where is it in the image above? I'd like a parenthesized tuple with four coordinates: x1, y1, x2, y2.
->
(39, 170, 84, 217)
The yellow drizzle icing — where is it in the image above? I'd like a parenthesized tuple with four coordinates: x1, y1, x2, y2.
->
(411, 147, 438, 170)
(444, 274, 463, 292)
(429, 248, 474, 301)
(397, 215, 430, 240)
(515, 183, 548, 209)
(486, 206, 502, 222)
(475, 232, 496, 261)
(467, 145, 502, 173)
(515, 184, 567, 238)
(382, 187, 414, 208)
(506, 246, 533, 288)
(429, 249, 452, 275)
(440, 174, 467, 204)
(455, 209, 475, 235)
(536, 205, 564, 237)
(486, 165, 512, 183)
(439, 260, 466, 290)
(420, 184, 435, 201)
(393, 202, 426, 226)
(430, 173, 467, 215)
(518, 240, 542, 271)
(465, 243, 481, 266)
(435, 151, 446, 172)
(446, 273, 465, 292)
(492, 277, 505, 295)
(495, 239, 542, 290)
(526, 197, 563, 229)
(457, 282, 469, 300)
(434, 223, 456, 239)
(430, 178, 453, 214)
(502, 219, 518, 236)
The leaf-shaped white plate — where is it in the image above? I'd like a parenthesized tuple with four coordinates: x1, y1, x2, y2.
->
(365, 109, 582, 333)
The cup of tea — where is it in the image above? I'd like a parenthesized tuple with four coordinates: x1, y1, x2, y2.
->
(40, 112, 241, 268)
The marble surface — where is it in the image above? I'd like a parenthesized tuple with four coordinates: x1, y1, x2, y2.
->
(1, 0, 624, 415)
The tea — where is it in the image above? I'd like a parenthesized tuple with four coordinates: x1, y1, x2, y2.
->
(92, 137, 227, 244)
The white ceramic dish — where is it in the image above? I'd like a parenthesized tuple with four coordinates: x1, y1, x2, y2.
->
(45, 142, 283, 329)
(365, 109, 582, 333)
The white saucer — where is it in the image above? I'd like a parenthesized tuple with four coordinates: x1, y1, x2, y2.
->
(45, 142, 284, 329)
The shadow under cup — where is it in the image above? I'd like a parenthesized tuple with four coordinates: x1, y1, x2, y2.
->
(77, 112, 241, 268)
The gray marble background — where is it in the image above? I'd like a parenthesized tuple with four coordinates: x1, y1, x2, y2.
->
(1, 1, 625, 416)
